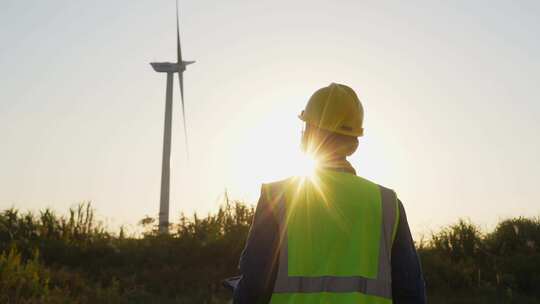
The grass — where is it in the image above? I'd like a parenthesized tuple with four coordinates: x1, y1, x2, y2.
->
(0, 202, 539, 303)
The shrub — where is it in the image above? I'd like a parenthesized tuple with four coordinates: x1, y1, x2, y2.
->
(1, 201, 539, 303)
(0, 247, 50, 303)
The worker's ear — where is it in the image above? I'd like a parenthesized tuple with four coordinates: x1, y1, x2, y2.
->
(344, 137, 359, 156)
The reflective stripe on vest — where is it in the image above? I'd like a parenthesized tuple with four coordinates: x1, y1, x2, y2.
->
(268, 173, 399, 302)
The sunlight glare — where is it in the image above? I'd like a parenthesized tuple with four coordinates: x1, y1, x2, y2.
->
(296, 153, 318, 178)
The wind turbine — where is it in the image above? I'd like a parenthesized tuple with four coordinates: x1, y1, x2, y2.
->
(150, 0, 195, 234)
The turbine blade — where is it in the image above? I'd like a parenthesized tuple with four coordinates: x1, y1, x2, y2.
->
(178, 72, 189, 159)
(176, 0, 183, 64)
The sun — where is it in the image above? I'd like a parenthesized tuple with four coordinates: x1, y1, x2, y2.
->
(295, 153, 318, 178)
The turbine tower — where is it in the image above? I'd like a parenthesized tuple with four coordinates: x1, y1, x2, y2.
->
(150, 0, 194, 234)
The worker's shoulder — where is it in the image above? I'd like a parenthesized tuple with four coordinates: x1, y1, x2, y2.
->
(261, 177, 290, 188)
(354, 174, 396, 193)
(254, 178, 293, 213)
(260, 177, 294, 197)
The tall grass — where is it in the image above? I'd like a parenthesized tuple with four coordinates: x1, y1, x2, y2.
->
(0, 202, 539, 303)
(420, 218, 540, 302)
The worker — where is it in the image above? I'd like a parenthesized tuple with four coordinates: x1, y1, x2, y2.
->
(233, 83, 426, 303)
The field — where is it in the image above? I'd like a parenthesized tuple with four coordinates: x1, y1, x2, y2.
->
(1, 201, 539, 303)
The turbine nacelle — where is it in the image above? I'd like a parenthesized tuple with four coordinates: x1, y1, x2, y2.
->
(150, 61, 195, 73)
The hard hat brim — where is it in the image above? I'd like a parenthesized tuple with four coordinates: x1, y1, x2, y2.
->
(299, 113, 363, 137)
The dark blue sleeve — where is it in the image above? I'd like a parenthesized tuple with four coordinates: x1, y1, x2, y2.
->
(391, 200, 427, 304)
(233, 185, 280, 304)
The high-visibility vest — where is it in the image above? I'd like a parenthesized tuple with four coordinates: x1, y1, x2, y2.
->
(266, 169, 400, 304)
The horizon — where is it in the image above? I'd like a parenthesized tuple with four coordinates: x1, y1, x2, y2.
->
(1, 1, 539, 235)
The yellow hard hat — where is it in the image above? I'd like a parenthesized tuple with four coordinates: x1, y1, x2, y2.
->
(299, 83, 364, 137)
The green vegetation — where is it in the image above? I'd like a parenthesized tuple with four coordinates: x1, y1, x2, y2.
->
(420, 218, 540, 303)
(0, 202, 538, 303)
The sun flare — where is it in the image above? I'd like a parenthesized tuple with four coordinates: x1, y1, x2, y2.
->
(295, 153, 318, 178)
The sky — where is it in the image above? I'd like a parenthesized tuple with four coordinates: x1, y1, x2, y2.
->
(1, 0, 539, 235)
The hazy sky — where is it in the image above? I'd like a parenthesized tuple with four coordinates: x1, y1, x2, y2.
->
(1, 0, 539, 234)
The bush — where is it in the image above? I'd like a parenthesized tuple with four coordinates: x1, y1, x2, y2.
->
(0, 247, 50, 303)
(0, 201, 539, 303)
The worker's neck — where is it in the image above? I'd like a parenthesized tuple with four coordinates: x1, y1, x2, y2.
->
(316, 155, 356, 175)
